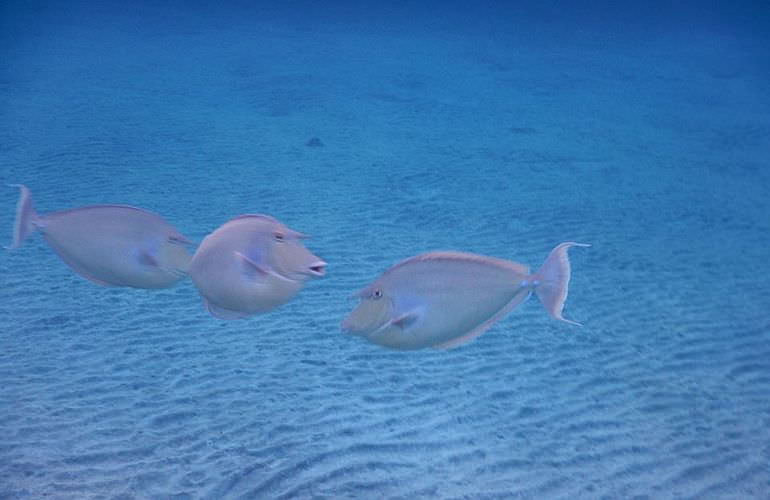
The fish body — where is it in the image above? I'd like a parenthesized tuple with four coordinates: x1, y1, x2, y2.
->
(188, 214, 326, 319)
(342, 243, 589, 350)
(7, 185, 191, 289)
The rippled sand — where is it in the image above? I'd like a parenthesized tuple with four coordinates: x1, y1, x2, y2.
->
(1, 2, 769, 499)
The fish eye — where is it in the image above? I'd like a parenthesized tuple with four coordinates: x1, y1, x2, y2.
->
(273, 232, 285, 242)
(371, 289, 383, 300)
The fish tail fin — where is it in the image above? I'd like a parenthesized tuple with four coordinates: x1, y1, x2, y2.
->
(530, 242, 590, 326)
(6, 184, 40, 250)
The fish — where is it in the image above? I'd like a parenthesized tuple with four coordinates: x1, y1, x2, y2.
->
(188, 214, 326, 319)
(341, 242, 590, 350)
(6, 184, 192, 289)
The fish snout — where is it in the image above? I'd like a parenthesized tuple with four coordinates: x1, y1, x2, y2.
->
(340, 316, 358, 335)
(306, 260, 327, 278)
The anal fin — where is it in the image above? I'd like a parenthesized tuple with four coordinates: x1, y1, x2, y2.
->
(433, 290, 532, 350)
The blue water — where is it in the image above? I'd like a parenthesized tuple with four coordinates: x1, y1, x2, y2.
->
(2, 1, 769, 498)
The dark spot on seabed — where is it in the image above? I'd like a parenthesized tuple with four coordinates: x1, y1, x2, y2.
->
(306, 137, 323, 148)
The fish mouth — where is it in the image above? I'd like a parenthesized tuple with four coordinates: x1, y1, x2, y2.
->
(340, 317, 366, 336)
(305, 261, 327, 278)
(341, 296, 394, 337)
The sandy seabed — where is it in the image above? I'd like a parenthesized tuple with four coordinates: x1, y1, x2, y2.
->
(1, 3, 769, 498)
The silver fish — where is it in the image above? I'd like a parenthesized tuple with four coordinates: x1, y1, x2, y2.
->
(188, 214, 326, 319)
(341, 242, 589, 350)
(6, 184, 192, 289)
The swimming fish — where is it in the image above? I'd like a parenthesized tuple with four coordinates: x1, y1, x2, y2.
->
(341, 242, 589, 350)
(6, 184, 192, 288)
(188, 214, 326, 319)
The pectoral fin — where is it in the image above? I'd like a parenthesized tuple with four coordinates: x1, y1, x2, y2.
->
(391, 311, 418, 330)
(368, 310, 420, 337)
(138, 251, 159, 268)
(235, 251, 270, 279)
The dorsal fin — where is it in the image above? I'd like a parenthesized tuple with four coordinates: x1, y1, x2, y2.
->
(387, 251, 530, 277)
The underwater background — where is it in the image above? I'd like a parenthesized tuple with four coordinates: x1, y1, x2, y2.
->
(1, 1, 769, 498)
